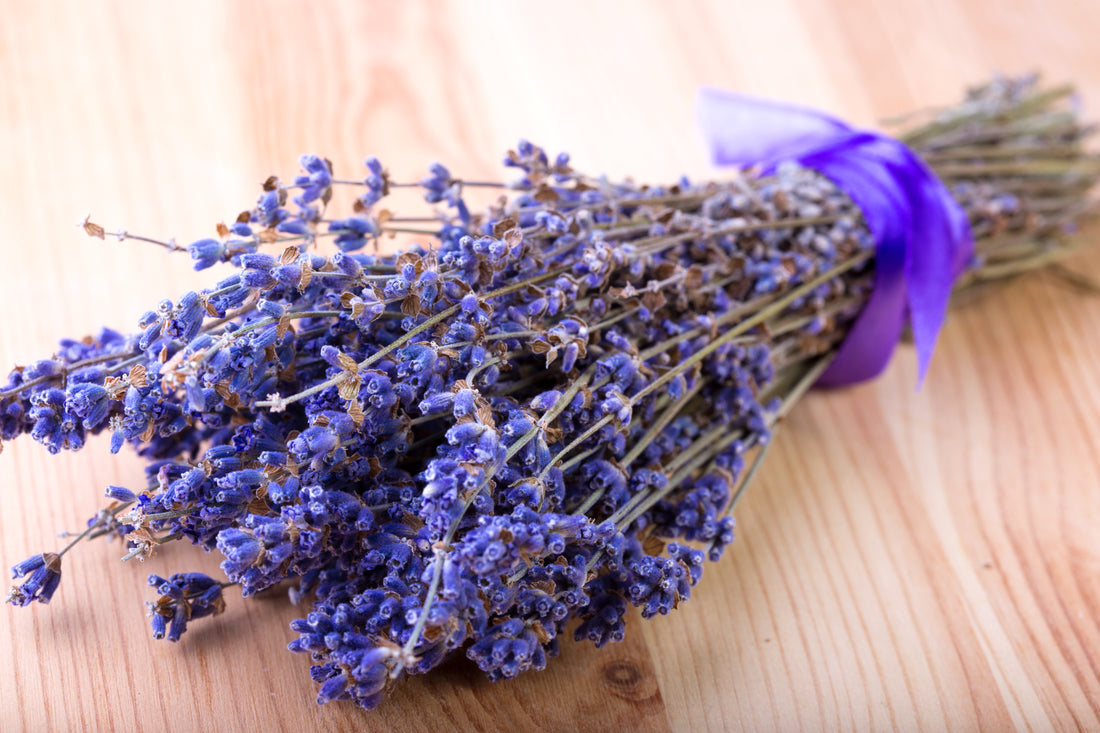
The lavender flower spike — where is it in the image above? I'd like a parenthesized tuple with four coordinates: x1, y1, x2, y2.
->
(6, 553, 62, 606)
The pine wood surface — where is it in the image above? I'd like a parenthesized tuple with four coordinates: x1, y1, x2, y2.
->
(2, 1, 1099, 730)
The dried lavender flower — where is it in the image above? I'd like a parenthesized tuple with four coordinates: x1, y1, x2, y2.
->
(2, 75, 1097, 713)
(6, 553, 62, 606)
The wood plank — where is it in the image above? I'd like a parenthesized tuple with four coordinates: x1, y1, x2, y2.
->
(1, 1, 1099, 729)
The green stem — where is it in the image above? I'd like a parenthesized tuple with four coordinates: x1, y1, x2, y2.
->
(57, 502, 133, 557)
(257, 266, 570, 409)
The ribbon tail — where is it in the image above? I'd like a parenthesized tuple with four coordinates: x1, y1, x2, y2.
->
(808, 150, 910, 387)
(901, 149, 974, 388)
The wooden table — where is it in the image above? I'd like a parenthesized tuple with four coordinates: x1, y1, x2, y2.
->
(2, 2, 1099, 730)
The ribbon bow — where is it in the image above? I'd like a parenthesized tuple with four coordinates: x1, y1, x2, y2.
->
(697, 87, 973, 387)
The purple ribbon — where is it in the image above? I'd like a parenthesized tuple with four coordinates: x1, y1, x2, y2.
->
(697, 87, 973, 387)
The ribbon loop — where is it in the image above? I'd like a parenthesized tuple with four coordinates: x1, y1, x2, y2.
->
(697, 87, 973, 387)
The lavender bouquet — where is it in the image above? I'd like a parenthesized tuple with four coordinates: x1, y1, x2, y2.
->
(3, 76, 1097, 711)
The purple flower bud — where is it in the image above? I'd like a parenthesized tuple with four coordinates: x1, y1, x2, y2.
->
(272, 263, 303, 287)
(277, 218, 311, 235)
(104, 485, 137, 503)
(188, 238, 225, 270)
(331, 252, 362, 278)
(217, 528, 263, 566)
(257, 298, 286, 318)
(65, 383, 111, 428)
(240, 253, 278, 270)
(241, 268, 277, 289)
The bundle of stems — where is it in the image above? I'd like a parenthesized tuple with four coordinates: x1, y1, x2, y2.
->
(752, 73, 1100, 471)
(1, 74, 1096, 711)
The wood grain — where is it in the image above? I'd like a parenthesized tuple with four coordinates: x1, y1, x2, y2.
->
(2, 1, 1100, 730)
